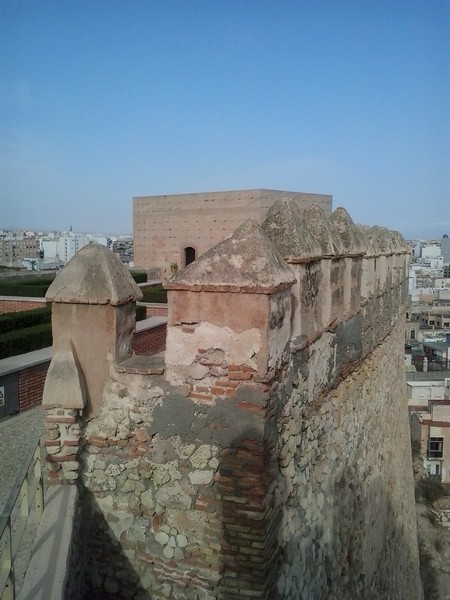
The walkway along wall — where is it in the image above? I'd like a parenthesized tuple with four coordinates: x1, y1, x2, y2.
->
(41, 206, 421, 599)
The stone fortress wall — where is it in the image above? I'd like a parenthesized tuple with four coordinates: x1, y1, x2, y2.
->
(42, 198, 422, 599)
(133, 189, 332, 277)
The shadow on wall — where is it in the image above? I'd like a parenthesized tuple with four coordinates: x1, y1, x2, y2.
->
(216, 429, 281, 599)
(71, 427, 277, 599)
(70, 486, 144, 599)
(331, 472, 414, 598)
(280, 468, 422, 599)
(64, 430, 421, 598)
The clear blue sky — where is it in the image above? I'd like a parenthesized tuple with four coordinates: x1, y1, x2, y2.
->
(1, 0, 449, 239)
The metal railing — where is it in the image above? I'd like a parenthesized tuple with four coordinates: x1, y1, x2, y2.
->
(0, 440, 44, 600)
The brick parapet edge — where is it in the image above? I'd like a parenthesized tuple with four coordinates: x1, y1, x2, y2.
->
(0, 298, 48, 315)
(18, 363, 49, 412)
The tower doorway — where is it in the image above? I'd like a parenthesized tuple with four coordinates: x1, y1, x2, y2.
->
(184, 246, 196, 267)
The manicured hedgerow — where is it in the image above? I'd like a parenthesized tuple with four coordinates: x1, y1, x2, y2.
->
(0, 323, 53, 359)
(0, 307, 51, 334)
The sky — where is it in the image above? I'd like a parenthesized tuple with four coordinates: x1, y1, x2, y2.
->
(1, 0, 449, 239)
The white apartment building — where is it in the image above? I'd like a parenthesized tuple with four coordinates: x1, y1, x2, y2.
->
(409, 378, 450, 483)
(421, 244, 442, 259)
(41, 232, 108, 263)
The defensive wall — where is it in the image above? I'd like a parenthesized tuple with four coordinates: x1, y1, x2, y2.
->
(133, 189, 332, 277)
(39, 200, 421, 599)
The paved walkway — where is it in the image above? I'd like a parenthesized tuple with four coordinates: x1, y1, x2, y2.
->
(0, 407, 45, 596)
(0, 406, 45, 511)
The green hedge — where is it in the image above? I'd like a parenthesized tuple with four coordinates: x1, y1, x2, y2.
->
(0, 307, 51, 334)
(0, 271, 147, 297)
(0, 323, 53, 359)
(0, 283, 51, 297)
(0, 304, 148, 359)
(21, 277, 55, 286)
(135, 305, 147, 321)
(141, 288, 167, 303)
(130, 271, 148, 284)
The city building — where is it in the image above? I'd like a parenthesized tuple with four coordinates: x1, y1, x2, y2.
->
(0, 231, 38, 268)
(111, 235, 133, 264)
(410, 378, 450, 483)
(442, 234, 450, 263)
(40, 230, 109, 263)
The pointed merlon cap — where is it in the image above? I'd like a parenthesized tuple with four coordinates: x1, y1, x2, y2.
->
(389, 230, 409, 252)
(355, 225, 378, 255)
(302, 205, 346, 256)
(42, 343, 86, 409)
(369, 225, 394, 253)
(355, 225, 408, 255)
(330, 207, 366, 255)
(262, 197, 322, 260)
(165, 219, 296, 293)
(359, 225, 395, 255)
(46, 243, 143, 305)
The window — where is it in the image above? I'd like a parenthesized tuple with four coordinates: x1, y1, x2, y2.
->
(428, 437, 444, 459)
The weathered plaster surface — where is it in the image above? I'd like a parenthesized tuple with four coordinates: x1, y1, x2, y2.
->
(165, 322, 263, 386)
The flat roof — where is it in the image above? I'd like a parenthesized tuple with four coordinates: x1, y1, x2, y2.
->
(423, 341, 450, 351)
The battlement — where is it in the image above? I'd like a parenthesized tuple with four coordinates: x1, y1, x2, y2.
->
(41, 207, 420, 599)
(163, 200, 410, 404)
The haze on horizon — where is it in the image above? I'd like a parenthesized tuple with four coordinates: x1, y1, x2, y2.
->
(1, 0, 449, 240)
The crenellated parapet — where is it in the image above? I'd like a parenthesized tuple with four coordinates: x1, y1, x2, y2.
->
(260, 198, 410, 359)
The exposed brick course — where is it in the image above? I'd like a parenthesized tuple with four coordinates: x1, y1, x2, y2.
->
(18, 362, 49, 411)
(0, 298, 48, 314)
(133, 323, 166, 355)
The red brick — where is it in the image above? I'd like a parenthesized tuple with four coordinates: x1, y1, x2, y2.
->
(216, 379, 240, 388)
(189, 391, 215, 402)
(193, 385, 210, 393)
(45, 415, 76, 424)
(64, 439, 80, 447)
(46, 453, 77, 462)
(228, 371, 253, 381)
(44, 440, 60, 447)
(87, 436, 109, 447)
(211, 386, 226, 396)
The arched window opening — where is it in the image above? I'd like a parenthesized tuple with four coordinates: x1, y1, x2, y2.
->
(184, 247, 196, 267)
